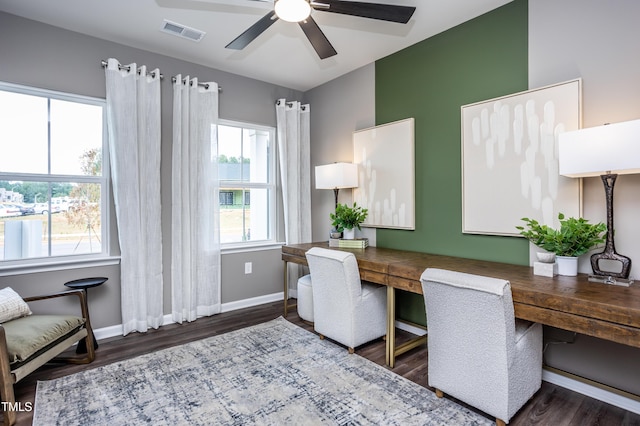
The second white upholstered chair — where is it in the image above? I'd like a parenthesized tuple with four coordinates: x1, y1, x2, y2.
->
(305, 247, 386, 353)
(420, 268, 542, 426)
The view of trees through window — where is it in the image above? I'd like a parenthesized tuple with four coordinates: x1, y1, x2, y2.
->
(0, 148, 103, 260)
(0, 84, 107, 262)
(218, 122, 275, 244)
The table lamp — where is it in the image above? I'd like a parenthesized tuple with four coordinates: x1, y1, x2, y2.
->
(558, 119, 640, 283)
(315, 162, 358, 209)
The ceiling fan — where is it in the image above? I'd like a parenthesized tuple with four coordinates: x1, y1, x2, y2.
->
(226, 0, 416, 59)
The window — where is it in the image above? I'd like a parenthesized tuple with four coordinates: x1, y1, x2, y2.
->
(219, 191, 234, 206)
(0, 82, 109, 265)
(218, 121, 275, 245)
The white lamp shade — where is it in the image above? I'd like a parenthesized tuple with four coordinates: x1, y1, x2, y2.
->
(315, 163, 358, 189)
(558, 119, 640, 177)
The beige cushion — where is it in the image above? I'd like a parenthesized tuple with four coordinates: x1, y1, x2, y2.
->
(0, 287, 32, 323)
(2, 315, 85, 365)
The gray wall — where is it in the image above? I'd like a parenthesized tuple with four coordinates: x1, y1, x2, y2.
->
(0, 11, 301, 328)
(529, 0, 640, 277)
(528, 0, 640, 394)
(305, 64, 376, 244)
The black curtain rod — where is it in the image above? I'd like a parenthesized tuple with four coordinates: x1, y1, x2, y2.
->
(170, 76, 221, 92)
(276, 99, 307, 110)
(100, 60, 221, 92)
(100, 60, 162, 80)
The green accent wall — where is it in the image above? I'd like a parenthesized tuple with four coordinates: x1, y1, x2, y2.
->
(375, 0, 529, 324)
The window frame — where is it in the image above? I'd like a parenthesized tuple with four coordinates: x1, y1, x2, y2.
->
(0, 81, 116, 275)
(217, 119, 277, 249)
(219, 191, 234, 206)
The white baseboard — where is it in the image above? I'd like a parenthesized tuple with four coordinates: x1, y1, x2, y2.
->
(93, 292, 285, 341)
(220, 292, 285, 313)
(92, 298, 640, 415)
(395, 320, 427, 336)
(93, 324, 125, 342)
(542, 368, 640, 414)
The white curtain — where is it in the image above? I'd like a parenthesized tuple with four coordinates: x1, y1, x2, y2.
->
(276, 99, 312, 292)
(104, 58, 163, 335)
(171, 76, 221, 323)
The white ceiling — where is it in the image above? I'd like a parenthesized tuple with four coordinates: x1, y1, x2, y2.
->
(0, 0, 511, 91)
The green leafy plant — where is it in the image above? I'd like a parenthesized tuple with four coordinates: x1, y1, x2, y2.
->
(330, 202, 368, 232)
(516, 213, 607, 257)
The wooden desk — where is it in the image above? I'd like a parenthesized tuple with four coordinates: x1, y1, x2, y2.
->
(282, 242, 640, 368)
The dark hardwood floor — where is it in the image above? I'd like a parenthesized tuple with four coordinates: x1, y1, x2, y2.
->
(8, 301, 640, 425)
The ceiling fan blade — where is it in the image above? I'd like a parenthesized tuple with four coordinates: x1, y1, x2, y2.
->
(226, 10, 278, 50)
(298, 16, 337, 59)
(311, 0, 415, 24)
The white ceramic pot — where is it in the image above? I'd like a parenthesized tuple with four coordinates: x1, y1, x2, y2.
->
(556, 256, 578, 276)
(536, 252, 556, 263)
(330, 231, 342, 239)
(343, 228, 356, 240)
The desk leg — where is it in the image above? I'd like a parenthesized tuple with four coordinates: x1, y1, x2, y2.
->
(283, 260, 289, 317)
(386, 285, 396, 368)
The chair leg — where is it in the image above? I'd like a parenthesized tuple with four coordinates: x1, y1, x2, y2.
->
(435, 389, 443, 398)
(0, 329, 16, 426)
(50, 329, 96, 365)
(348, 347, 354, 354)
(319, 334, 325, 340)
(496, 419, 506, 426)
(2, 407, 17, 426)
(0, 380, 16, 426)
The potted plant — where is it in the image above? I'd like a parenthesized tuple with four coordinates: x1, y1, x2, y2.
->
(330, 202, 368, 239)
(516, 213, 606, 276)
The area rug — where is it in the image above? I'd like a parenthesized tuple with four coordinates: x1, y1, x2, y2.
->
(34, 317, 491, 425)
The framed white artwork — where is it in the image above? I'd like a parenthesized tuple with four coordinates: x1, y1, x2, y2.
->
(461, 79, 582, 236)
(353, 118, 415, 230)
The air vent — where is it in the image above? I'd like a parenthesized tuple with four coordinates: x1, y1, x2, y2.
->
(161, 20, 205, 42)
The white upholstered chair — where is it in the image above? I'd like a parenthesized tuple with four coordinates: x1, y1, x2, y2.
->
(305, 247, 386, 353)
(420, 268, 542, 426)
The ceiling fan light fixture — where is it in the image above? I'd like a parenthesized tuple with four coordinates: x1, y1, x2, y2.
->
(274, 0, 311, 23)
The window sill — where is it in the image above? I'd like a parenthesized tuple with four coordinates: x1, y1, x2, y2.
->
(222, 241, 284, 255)
(0, 256, 121, 277)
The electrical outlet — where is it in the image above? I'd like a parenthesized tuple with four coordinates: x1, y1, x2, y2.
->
(244, 262, 252, 274)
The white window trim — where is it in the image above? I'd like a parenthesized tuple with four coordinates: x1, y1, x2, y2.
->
(0, 255, 121, 277)
(218, 119, 277, 247)
(221, 242, 284, 255)
(0, 81, 111, 271)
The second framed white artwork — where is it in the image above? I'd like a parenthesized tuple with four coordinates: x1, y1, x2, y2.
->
(461, 79, 582, 236)
(353, 118, 415, 230)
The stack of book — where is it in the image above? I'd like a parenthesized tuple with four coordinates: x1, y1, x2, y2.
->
(329, 238, 369, 249)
